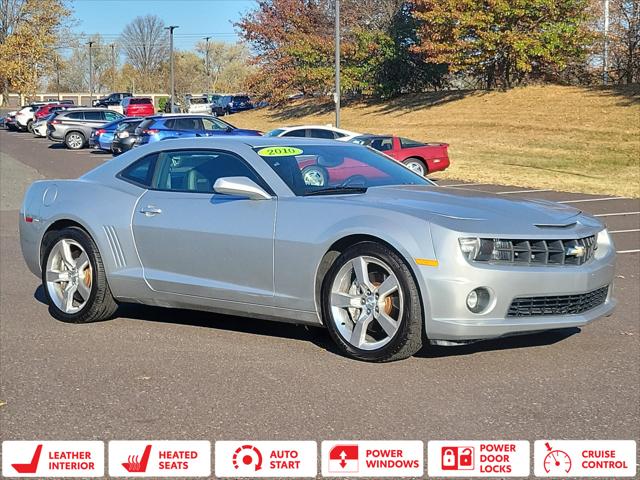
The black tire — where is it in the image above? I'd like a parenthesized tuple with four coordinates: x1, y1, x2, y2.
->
(321, 241, 424, 362)
(26, 119, 34, 133)
(41, 227, 118, 323)
(301, 165, 329, 187)
(403, 157, 427, 176)
(65, 131, 85, 149)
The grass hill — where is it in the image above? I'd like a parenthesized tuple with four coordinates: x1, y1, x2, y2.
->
(233, 85, 640, 197)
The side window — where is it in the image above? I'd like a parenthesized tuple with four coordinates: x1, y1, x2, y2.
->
(370, 137, 394, 152)
(119, 153, 158, 187)
(308, 128, 336, 139)
(104, 111, 120, 121)
(172, 117, 202, 130)
(202, 117, 229, 131)
(84, 111, 102, 121)
(154, 150, 269, 194)
(282, 129, 307, 137)
(66, 112, 84, 120)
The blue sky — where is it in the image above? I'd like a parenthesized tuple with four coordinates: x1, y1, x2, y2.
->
(70, 0, 256, 50)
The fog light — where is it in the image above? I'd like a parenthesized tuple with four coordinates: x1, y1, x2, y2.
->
(466, 288, 491, 313)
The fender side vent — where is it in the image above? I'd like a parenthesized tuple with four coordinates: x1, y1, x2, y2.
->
(103, 225, 126, 268)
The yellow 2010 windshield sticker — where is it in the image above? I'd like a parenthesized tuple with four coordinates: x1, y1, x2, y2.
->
(257, 147, 303, 157)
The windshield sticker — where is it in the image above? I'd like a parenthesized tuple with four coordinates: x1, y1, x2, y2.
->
(257, 147, 303, 157)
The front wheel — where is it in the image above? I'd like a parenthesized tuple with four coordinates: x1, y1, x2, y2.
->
(403, 157, 427, 176)
(65, 131, 85, 149)
(322, 242, 424, 362)
(41, 227, 118, 323)
(26, 120, 34, 133)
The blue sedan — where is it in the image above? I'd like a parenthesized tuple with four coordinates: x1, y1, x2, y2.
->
(90, 117, 142, 152)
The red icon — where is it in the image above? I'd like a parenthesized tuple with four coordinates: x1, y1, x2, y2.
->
(122, 444, 152, 473)
(543, 442, 572, 474)
(12, 444, 43, 474)
(232, 445, 263, 472)
(441, 446, 474, 470)
(328, 445, 359, 473)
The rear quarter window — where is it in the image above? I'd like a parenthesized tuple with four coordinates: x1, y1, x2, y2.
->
(400, 137, 425, 148)
(118, 153, 158, 187)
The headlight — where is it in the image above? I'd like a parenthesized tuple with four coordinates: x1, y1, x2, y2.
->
(459, 238, 495, 261)
(597, 228, 611, 250)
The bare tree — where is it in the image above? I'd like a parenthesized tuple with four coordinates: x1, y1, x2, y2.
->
(120, 14, 168, 74)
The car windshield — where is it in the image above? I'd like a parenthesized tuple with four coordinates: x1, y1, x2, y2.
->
(130, 98, 152, 104)
(190, 97, 208, 104)
(254, 144, 432, 196)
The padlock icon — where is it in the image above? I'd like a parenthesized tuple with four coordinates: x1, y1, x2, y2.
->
(441, 448, 457, 470)
(459, 447, 474, 469)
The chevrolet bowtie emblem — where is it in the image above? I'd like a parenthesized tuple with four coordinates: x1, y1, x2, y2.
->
(566, 245, 586, 257)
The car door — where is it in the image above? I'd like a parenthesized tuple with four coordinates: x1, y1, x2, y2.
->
(130, 148, 276, 303)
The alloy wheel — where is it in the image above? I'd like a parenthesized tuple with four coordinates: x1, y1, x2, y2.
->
(405, 161, 425, 176)
(67, 133, 83, 149)
(330, 255, 404, 350)
(45, 238, 93, 314)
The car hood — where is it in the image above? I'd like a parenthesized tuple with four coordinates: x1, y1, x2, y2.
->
(355, 185, 602, 235)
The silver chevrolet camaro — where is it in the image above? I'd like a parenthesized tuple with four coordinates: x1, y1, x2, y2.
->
(19, 137, 616, 362)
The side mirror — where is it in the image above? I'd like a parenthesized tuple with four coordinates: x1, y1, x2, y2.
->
(213, 177, 272, 200)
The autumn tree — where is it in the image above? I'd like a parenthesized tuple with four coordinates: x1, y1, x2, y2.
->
(607, 0, 640, 83)
(195, 40, 253, 92)
(52, 35, 113, 92)
(0, 0, 70, 101)
(238, 0, 442, 100)
(412, 0, 595, 89)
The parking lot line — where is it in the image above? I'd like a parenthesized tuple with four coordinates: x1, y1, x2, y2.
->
(609, 229, 640, 234)
(595, 211, 640, 217)
(617, 249, 640, 254)
(495, 189, 553, 194)
(558, 197, 630, 203)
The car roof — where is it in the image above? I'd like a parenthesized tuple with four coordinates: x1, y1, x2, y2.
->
(139, 137, 355, 152)
(280, 124, 359, 134)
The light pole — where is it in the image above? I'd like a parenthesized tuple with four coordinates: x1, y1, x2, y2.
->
(203, 36, 211, 84)
(334, 0, 341, 127)
(110, 43, 116, 91)
(603, 0, 610, 85)
(87, 41, 94, 104)
(166, 25, 179, 112)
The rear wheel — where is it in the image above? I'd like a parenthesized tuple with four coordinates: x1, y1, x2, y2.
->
(403, 157, 427, 176)
(301, 165, 328, 187)
(322, 242, 424, 362)
(41, 227, 118, 323)
(65, 131, 85, 149)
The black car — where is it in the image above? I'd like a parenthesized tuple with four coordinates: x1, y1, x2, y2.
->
(93, 92, 132, 108)
(212, 95, 254, 116)
(111, 118, 144, 155)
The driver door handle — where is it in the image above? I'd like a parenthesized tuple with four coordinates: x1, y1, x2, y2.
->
(139, 205, 162, 217)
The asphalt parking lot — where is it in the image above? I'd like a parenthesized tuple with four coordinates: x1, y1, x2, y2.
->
(1, 128, 638, 474)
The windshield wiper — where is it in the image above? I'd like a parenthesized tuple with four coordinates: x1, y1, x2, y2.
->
(304, 187, 368, 196)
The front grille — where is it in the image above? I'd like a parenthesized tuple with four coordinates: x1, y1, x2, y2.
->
(482, 235, 597, 266)
(507, 286, 609, 317)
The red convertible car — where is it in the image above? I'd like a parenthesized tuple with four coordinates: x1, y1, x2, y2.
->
(351, 135, 449, 176)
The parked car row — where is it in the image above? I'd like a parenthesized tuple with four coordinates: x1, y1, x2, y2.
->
(165, 93, 256, 116)
(2, 99, 450, 176)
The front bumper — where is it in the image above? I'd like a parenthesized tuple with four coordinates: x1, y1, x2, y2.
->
(421, 228, 616, 341)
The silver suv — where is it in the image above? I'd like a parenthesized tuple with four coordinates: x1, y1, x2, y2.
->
(47, 108, 124, 149)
